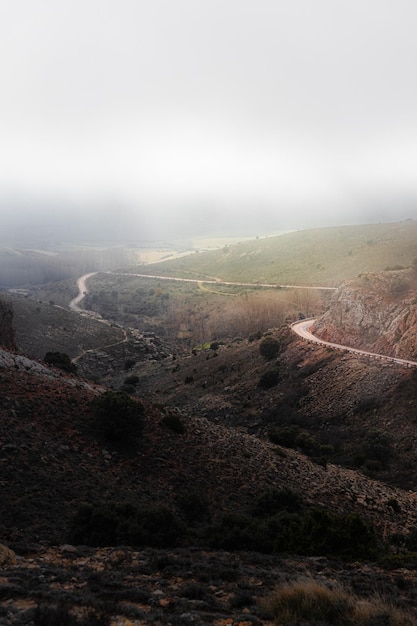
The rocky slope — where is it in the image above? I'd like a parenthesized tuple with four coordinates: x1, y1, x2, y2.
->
(3, 342, 417, 623)
(4, 299, 417, 622)
(2, 343, 417, 547)
(313, 269, 417, 360)
(3, 545, 417, 625)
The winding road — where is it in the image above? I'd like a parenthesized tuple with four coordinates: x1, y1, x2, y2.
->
(70, 272, 417, 369)
(108, 271, 337, 291)
(291, 319, 417, 368)
(69, 272, 129, 363)
(69, 273, 97, 312)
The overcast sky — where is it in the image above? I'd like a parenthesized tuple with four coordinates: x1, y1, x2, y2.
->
(1, 0, 417, 242)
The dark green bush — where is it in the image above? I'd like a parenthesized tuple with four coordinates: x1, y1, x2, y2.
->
(259, 336, 281, 360)
(124, 374, 139, 386)
(252, 487, 303, 518)
(69, 501, 184, 548)
(294, 431, 320, 455)
(161, 412, 186, 434)
(405, 528, 417, 551)
(44, 352, 77, 373)
(119, 384, 136, 395)
(257, 369, 280, 389)
(177, 490, 209, 524)
(200, 512, 271, 552)
(268, 425, 302, 448)
(362, 430, 393, 467)
(92, 391, 144, 442)
(274, 508, 379, 560)
(363, 459, 383, 473)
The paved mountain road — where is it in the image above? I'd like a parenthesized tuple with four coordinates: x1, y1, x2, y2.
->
(291, 319, 417, 368)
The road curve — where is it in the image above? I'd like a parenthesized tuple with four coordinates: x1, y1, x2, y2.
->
(291, 319, 417, 368)
(69, 272, 97, 312)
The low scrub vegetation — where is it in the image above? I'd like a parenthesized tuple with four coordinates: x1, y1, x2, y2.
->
(257, 368, 280, 389)
(44, 351, 77, 373)
(161, 412, 186, 434)
(69, 501, 184, 548)
(82, 272, 323, 351)
(259, 335, 281, 359)
(267, 580, 414, 625)
(92, 391, 144, 443)
(68, 490, 378, 561)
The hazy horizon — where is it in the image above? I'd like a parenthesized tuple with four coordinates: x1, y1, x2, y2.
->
(1, 1, 417, 244)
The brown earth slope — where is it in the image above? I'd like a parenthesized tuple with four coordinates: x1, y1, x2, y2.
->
(313, 269, 417, 359)
(1, 343, 417, 547)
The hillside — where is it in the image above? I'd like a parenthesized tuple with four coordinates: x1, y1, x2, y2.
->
(3, 335, 417, 622)
(136, 220, 417, 286)
(5, 222, 417, 623)
(313, 268, 417, 360)
(3, 342, 417, 545)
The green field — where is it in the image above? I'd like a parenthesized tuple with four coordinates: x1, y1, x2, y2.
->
(133, 221, 417, 286)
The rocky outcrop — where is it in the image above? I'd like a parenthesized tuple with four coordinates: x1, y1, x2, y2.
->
(313, 270, 417, 359)
(0, 298, 16, 350)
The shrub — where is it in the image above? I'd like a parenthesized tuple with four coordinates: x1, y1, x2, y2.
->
(44, 352, 76, 373)
(124, 374, 139, 386)
(92, 391, 144, 442)
(161, 412, 186, 434)
(267, 580, 414, 626)
(268, 425, 302, 448)
(252, 487, 303, 518)
(177, 490, 209, 524)
(405, 527, 417, 551)
(119, 383, 136, 395)
(257, 368, 280, 389)
(68, 501, 184, 548)
(363, 459, 383, 473)
(273, 508, 379, 560)
(363, 430, 393, 467)
(200, 512, 271, 552)
(268, 581, 353, 625)
(259, 336, 281, 360)
(294, 431, 320, 455)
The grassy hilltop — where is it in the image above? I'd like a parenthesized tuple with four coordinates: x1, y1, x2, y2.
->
(137, 220, 417, 286)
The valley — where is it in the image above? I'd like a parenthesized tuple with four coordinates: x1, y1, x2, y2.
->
(3, 221, 417, 624)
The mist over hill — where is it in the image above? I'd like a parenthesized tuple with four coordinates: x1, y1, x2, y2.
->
(134, 220, 417, 286)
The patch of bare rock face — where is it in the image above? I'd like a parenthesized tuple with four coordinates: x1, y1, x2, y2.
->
(313, 269, 417, 360)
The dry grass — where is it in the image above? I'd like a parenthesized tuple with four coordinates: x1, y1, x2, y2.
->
(267, 579, 415, 625)
(144, 220, 417, 286)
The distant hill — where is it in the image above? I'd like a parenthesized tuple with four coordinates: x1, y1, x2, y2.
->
(137, 220, 417, 286)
